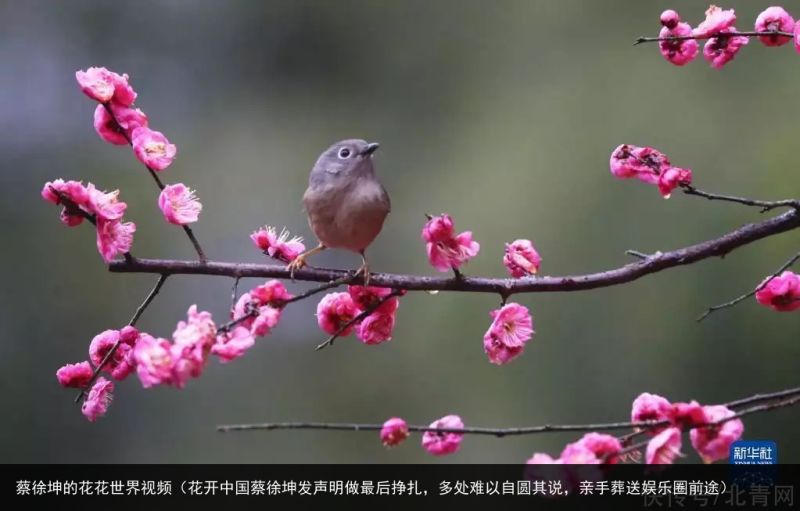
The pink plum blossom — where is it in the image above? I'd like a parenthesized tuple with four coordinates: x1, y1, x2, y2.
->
(250, 226, 305, 263)
(646, 427, 684, 464)
(170, 305, 216, 385)
(81, 377, 114, 422)
(693, 5, 736, 37)
(56, 361, 94, 388)
(380, 417, 409, 447)
(561, 433, 622, 464)
(631, 392, 672, 435)
(158, 183, 202, 225)
(317, 292, 360, 336)
(133, 334, 175, 388)
(658, 11, 699, 66)
(503, 239, 542, 277)
(421, 214, 480, 272)
(609, 144, 670, 184)
(212, 326, 256, 362)
(230, 281, 291, 339)
(75, 67, 137, 106)
(88, 329, 136, 381)
(558, 443, 601, 464)
(356, 312, 396, 345)
(251, 305, 282, 336)
(42, 179, 90, 208)
(96, 219, 136, 263)
(131, 127, 177, 171)
(690, 405, 744, 463)
(755, 6, 794, 47)
(703, 29, 749, 69)
(87, 184, 127, 221)
(526, 453, 560, 464)
(483, 303, 533, 365)
(422, 415, 464, 456)
(348, 285, 398, 314)
(755, 271, 800, 312)
(657, 167, 692, 198)
(668, 401, 707, 430)
(93, 104, 148, 145)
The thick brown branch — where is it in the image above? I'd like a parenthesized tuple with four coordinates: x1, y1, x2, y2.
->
(109, 208, 800, 295)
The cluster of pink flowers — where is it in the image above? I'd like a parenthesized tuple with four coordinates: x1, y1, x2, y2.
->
(56, 286, 293, 422)
(316, 286, 401, 345)
(609, 144, 692, 198)
(755, 270, 800, 312)
(217, 280, 294, 361)
(657, 6, 798, 69)
(380, 415, 465, 456)
(503, 239, 541, 278)
(76, 67, 177, 170)
(483, 303, 534, 365)
(526, 392, 744, 465)
(41, 179, 136, 262)
(250, 226, 306, 262)
(421, 214, 480, 272)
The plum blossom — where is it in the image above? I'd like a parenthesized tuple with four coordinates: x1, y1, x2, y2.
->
(250, 226, 305, 263)
(87, 184, 127, 222)
(483, 303, 533, 365)
(503, 239, 541, 277)
(668, 401, 707, 430)
(380, 417, 409, 447)
(131, 127, 177, 171)
(794, 20, 800, 53)
(561, 433, 623, 464)
(212, 326, 256, 363)
(348, 285, 399, 314)
(316, 292, 360, 336)
(646, 427, 684, 464)
(75, 67, 137, 106)
(88, 328, 137, 381)
(693, 5, 736, 37)
(81, 377, 114, 422)
(170, 305, 216, 385)
(93, 104, 148, 145)
(690, 405, 744, 463)
(56, 361, 93, 388)
(421, 214, 480, 272)
(657, 167, 692, 198)
(422, 415, 464, 456)
(356, 312, 396, 345)
(526, 453, 560, 464)
(658, 10, 699, 66)
(631, 392, 672, 435)
(755, 6, 794, 47)
(133, 334, 175, 388)
(755, 271, 800, 312)
(703, 29, 749, 69)
(158, 183, 202, 225)
(96, 218, 136, 263)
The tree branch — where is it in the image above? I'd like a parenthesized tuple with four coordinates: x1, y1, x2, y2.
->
(634, 30, 794, 46)
(74, 274, 168, 402)
(682, 186, 799, 213)
(697, 250, 800, 322)
(108, 208, 800, 296)
(217, 386, 800, 437)
(102, 103, 207, 263)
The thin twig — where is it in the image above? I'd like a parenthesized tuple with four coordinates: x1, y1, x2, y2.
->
(102, 103, 207, 263)
(231, 276, 241, 309)
(217, 385, 800, 437)
(683, 185, 799, 212)
(315, 289, 404, 351)
(75, 274, 168, 402)
(634, 30, 794, 46)
(697, 251, 800, 322)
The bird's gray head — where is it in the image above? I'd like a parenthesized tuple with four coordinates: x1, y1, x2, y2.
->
(309, 139, 380, 186)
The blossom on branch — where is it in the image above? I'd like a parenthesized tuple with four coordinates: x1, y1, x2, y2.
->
(56, 361, 93, 388)
(703, 28, 749, 69)
(250, 226, 305, 263)
(158, 183, 202, 225)
(690, 405, 744, 463)
(421, 214, 480, 272)
(631, 392, 672, 435)
(693, 5, 737, 38)
(755, 270, 800, 312)
(609, 144, 692, 197)
(131, 127, 177, 171)
(483, 303, 533, 365)
(75, 67, 137, 106)
(658, 10, 699, 66)
(503, 239, 541, 278)
(380, 417, 409, 447)
(646, 427, 684, 464)
(93, 104, 148, 145)
(316, 292, 360, 336)
(755, 6, 794, 47)
(81, 377, 114, 422)
(422, 414, 464, 456)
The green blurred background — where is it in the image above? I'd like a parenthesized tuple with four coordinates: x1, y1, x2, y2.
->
(1, 0, 798, 463)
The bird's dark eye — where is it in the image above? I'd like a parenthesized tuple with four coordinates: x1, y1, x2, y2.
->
(338, 147, 351, 159)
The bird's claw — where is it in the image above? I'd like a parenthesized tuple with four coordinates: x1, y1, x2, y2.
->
(287, 256, 307, 281)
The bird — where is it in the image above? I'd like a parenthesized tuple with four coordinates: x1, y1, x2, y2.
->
(287, 139, 390, 284)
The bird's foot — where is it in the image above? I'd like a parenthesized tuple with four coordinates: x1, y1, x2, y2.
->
(287, 255, 308, 281)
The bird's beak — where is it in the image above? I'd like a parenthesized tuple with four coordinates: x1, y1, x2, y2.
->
(361, 142, 380, 156)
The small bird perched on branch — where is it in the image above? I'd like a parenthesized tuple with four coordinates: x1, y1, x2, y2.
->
(288, 139, 390, 284)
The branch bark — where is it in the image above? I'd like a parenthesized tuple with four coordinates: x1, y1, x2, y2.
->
(109, 208, 800, 297)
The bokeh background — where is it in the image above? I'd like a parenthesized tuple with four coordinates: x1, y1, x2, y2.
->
(2, 0, 798, 463)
